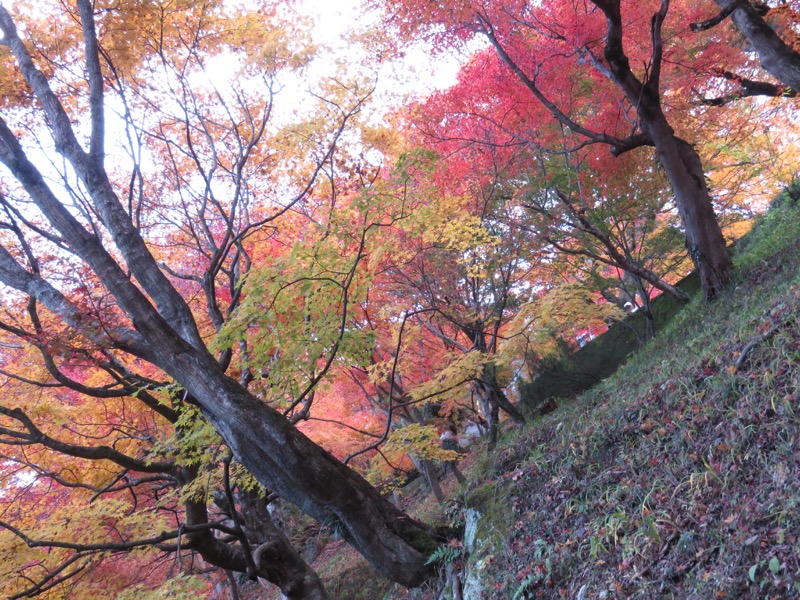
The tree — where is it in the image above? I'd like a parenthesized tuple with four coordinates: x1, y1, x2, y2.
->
(364, 148, 536, 447)
(0, 0, 441, 593)
(692, 0, 800, 96)
(379, 0, 734, 298)
(518, 149, 692, 338)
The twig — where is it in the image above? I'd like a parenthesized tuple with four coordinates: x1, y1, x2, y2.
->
(735, 318, 794, 371)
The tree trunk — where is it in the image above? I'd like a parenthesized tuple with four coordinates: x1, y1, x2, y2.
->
(647, 122, 732, 298)
(184, 471, 328, 597)
(225, 571, 241, 600)
(409, 454, 446, 504)
(239, 491, 329, 600)
(169, 350, 439, 588)
(480, 363, 526, 423)
(592, 0, 733, 299)
(472, 361, 525, 448)
(715, 0, 800, 92)
(635, 279, 657, 341)
(486, 392, 501, 449)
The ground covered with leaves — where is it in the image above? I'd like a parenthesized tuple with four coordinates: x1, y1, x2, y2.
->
(446, 191, 800, 599)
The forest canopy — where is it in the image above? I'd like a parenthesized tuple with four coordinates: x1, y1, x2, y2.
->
(0, 0, 797, 597)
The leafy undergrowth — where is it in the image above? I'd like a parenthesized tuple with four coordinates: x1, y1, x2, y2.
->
(275, 190, 800, 599)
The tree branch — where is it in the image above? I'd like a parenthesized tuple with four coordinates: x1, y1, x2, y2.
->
(0, 404, 175, 474)
(476, 11, 653, 156)
(690, 0, 744, 32)
(700, 69, 798, 105)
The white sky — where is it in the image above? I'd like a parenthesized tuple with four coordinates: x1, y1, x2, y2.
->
(298, 0, 464, 100)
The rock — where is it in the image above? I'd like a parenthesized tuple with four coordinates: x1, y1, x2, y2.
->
(462, 556, 488, 600)
(464, 508, 482, 553)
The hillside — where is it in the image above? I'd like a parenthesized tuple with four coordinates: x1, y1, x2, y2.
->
(448, 185, 800, 599)
(291, 184, 800, 600)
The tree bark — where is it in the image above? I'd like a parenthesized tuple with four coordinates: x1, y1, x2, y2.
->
(649, 125, 732, 297)
(239, 491, 329, 600)
(592, 0, 733, 298)
(182, 466, 328, 598)
(712, 0, 800, 92)
(409, 455, 446, 504)
(633, 276, 657, 341)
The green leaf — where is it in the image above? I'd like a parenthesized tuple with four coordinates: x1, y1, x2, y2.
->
(769, 557, 781, 573)
(748, 564, 758, 582)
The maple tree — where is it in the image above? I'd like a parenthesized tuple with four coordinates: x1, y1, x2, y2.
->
(373, 151, 533, 447)
(377, 0, 751, 298)
(691, 0, 800, 99)
(516, 148, 693, 338)
(0, 0, 444, 596)
(398, 77, 690, 343)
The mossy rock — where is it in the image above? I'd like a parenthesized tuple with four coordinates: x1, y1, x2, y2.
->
(464, 481, 513, 548)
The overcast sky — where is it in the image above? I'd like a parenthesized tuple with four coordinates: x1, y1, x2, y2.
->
(298, 0, 463, 100)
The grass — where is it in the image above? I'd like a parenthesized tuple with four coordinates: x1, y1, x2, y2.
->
(452, 186, 800, 599)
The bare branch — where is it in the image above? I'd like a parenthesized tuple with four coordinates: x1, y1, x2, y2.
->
(690, 0, 744, 32)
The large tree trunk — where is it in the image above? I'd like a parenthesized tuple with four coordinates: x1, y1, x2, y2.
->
(714, 0, 800, 92)
(646, 119, 732, 297)
(593, 0, 733, 299)
(168, 348, 439, 588)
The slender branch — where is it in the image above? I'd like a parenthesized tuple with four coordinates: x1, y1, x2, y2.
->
(690, 0, 744, 32)
(222, 453, 258, 577)
(647, 0, 670, 93)
(735, 317, 793, 371)
(343, 308, 436, 465)
(8, 552, 90, 600)
(0, 404, 176, 474)
(0, 517, 241, 554)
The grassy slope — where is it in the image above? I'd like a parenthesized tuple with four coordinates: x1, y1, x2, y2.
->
(451, 190, 800, 599)
(282, 189, 800, 599)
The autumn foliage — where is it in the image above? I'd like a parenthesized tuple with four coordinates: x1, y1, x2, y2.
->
(0, 0, 797, 597)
